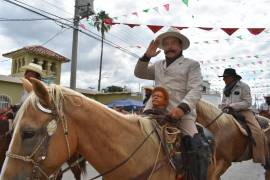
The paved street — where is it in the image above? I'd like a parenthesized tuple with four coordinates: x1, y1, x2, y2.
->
(63, 160, 265, 180)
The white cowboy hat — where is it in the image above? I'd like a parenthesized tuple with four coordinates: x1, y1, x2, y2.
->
(144, 86, 153, 91)
(21, 63, 44, 76)
(156, 27, 190, 50)
(264, 94, 270, 97)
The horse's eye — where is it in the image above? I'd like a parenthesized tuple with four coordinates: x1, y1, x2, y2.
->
(22, 131, 35, 139)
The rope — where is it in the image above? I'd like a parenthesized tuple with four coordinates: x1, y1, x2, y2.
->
(147, 141, 162, 180)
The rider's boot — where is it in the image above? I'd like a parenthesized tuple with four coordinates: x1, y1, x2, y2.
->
(180, 133, 211, 180)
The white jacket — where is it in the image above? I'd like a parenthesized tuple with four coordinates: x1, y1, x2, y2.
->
(220, 81, 252, 111)
(134, 55, 202, 121)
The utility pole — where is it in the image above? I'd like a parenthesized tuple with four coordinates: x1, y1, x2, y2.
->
(70, 0, 95, 89)
(70, 0, 79, 89)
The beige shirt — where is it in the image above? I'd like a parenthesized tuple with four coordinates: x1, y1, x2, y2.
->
(134, 56, 202, 121)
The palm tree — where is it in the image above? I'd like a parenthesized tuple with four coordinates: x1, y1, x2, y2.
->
(94, 11, 111, 91)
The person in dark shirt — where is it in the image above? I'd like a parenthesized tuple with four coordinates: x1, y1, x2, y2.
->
(143, 87, 153, 105)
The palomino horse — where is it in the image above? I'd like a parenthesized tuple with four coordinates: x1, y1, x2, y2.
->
(1, 78, 175, 180)
(196, 100, 270, 180)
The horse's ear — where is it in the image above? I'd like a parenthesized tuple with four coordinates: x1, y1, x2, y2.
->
(21, 78, 33, 93)
(29, 78, 51, 106)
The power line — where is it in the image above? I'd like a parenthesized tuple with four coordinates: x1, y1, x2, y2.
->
(0, 17, 72, 21)
(38, 0, 144, 52)
(17, 0, 139, 57)
(41, 27, 70, 46)
(39, 0, 72, 15)
(2, 0, 139, 58)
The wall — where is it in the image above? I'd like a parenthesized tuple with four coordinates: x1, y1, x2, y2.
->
(0, 79, 142, 106)
(0, 81, 23, 104)
(82, 92, 141, 104)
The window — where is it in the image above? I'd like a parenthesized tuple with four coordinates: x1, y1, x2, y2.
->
(0, 95, 11, 109)
(202, 86, 207, 93)
(51, 63, 56, 72)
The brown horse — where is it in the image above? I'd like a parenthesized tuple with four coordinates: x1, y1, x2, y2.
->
(196, 100, 270, 180)
(0, 120, 10, 172)
(1, 78, 269, 180)
(259, 110, 270, 120)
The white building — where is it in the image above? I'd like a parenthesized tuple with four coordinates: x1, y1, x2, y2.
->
(201, 80, 221, 106)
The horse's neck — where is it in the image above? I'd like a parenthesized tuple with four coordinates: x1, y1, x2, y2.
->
(196, 101, 227, 133)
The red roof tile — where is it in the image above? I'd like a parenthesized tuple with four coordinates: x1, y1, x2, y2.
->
(3, 45, 70, 62)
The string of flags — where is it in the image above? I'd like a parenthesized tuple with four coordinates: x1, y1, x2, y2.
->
(85, 18, 268, 36)
(81, 1, 268, 36)
(109, 0, 189, 20)
(199, 54, 270, 65)
(111, 3, 171, 20)
(101, 21, 267, 36)
(83, 19, 269, 37)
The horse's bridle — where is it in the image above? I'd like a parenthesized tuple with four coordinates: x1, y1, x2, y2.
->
(6, 98, 71, 180)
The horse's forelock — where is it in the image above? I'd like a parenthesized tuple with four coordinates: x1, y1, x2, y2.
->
(12, 93, 36, 128)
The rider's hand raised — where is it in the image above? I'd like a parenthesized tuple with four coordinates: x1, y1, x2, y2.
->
(145, 39, 161, 58)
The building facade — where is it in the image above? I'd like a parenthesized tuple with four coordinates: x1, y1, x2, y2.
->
(0, 45, 69, 108)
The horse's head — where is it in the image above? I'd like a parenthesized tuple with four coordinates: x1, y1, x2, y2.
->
(1, 78, 78, 180)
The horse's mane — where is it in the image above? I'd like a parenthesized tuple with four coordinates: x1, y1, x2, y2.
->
(196, 99, 234, 128)
(196, 99, 222, 118)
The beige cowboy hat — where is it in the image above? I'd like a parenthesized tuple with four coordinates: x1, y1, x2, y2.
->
(156, 27, 190, 50)
(144, 86, 153, 91)
(21, 63, 44, 76)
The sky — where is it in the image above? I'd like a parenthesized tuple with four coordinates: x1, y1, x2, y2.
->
(0, 0, 269, 103)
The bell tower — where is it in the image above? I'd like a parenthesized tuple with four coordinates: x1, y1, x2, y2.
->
(3, 45, 69, 84)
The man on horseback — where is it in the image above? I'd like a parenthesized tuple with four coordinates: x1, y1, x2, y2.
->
(143, 86, 153, 105)
(134, 27, 210, 180)
(19, 63, 43, 104)
(219, 68, 268, 165)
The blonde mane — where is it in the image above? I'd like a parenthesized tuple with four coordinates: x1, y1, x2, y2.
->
(196, 99, 235, 128)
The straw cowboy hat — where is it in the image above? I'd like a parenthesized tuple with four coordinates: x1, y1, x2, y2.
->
(21, 63, 44, 76)
(144, 86, 153, 91)
(218, 68, 242, 79)
(156, 27, 190, 50)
